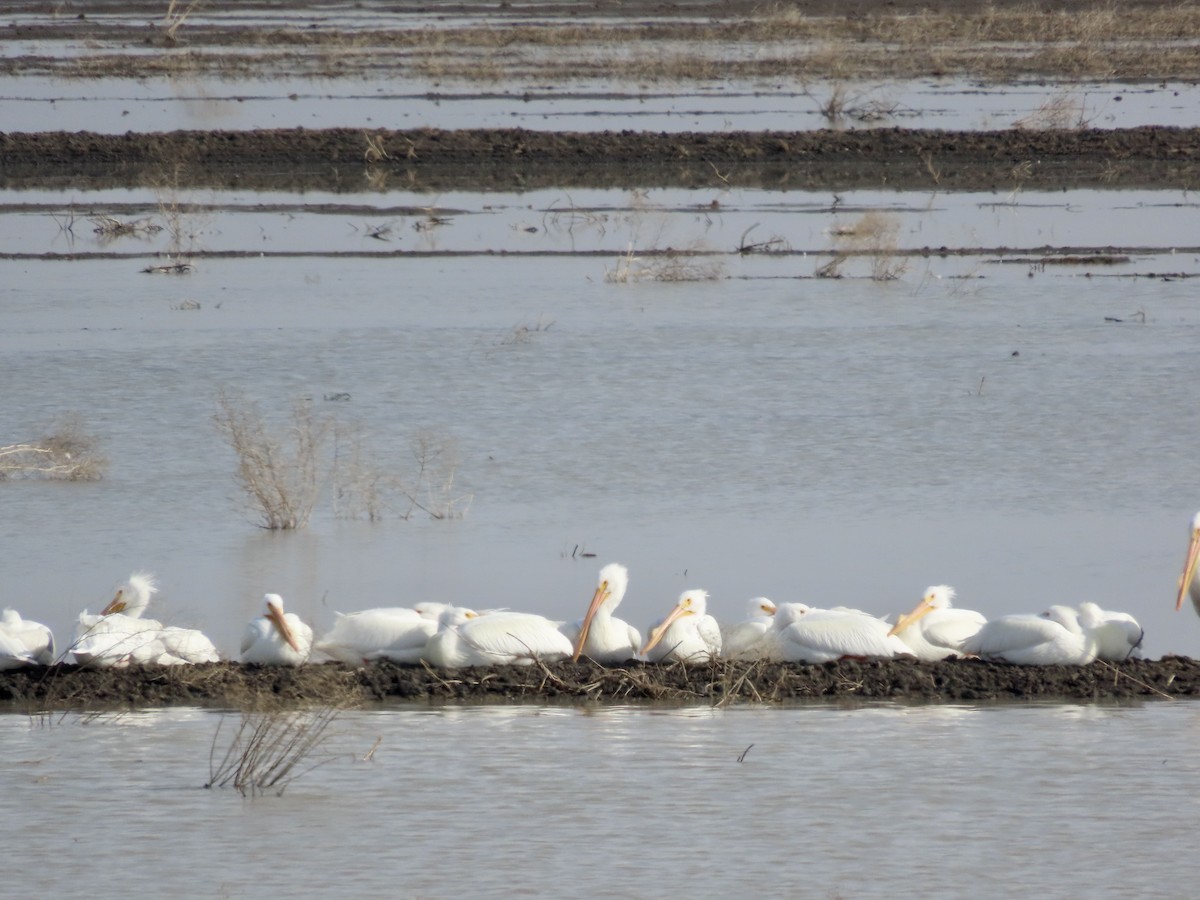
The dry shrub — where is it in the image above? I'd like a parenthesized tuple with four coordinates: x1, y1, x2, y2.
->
(404, 430, 472, 520)
(0, 417, 106, 481)
(826, 211, 909, 281)
(332, 421, 393, 522)
(213, 390, 327, 530)
(206, 707, 339, 797)
(1013, 93, 1093, 130)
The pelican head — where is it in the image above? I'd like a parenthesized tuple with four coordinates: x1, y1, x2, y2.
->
(772, 601, 812, 628)
(1175, 510, 1200, 613)
(639, 589, 708, 657)
(888, 585, 955, 637)
(263, 593, 302, 652)
(748, 597, 777, 618)
(101, 571, 158, 617)
(572, 562, 629, 661)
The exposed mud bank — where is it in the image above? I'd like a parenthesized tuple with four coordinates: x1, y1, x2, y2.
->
(2, 127, 1199, 194)
(0, 657, 1194, 710)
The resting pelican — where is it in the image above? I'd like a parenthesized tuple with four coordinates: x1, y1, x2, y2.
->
(1078, 602, 1143, 661)
(562, 563, 642, 663)
(772, 602, 911, 663)
(887, 585, 987, 661)
(640, 590, 722, 663)
(72, 572, 219, 667)
(0, 609, 55, 669)
(1176, 510, 1200, 616)
(315, 607, 440, 665)
(720, 597, 780, 661)
(240, 594, 313, 666)
(963, 605, 1100, 665)
(422, 607, 573, 668)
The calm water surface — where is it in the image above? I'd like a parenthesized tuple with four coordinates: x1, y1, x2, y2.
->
(4, 702, 1200, 898)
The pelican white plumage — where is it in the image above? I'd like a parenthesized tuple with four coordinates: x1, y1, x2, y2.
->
(72, 572, 219, 667)
(962, 604, 1100, 665)
(719, 597, 780, 661)
(422, 607, 574, 668)
(640, 590, 722, 663)
(1080, 602, 1144, 661)
(887, 585, 987, 661)
(315, 607, 440, 665)
(563, 562, 642, 663)
(240, 594, 313, 666)
(1175, 510, 1200, 616)
(772, 602, 911, 663)
(0, 609, 55, 669)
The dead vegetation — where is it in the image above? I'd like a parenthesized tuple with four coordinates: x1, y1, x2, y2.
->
(0, 418, 106, 481)
(822, 211, 910, 281)
(215, 390, 470, 529)
(206, 707, 339, 797)
(17, 4, 1200, 82)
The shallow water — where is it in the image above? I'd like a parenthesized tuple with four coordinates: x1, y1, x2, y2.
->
(1, 238, 1198, 657)
(5, 703, 1200, 897)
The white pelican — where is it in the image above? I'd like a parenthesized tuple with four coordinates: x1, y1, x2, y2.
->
(562, 562, 642, 663)
(1078, 602, 1143, 661)
(887, 585, 987, 661)
(240, 594, 313, 666)
(72, 572, 220, 667)
(315, 606, 450, 665)
(719, 597, 780, 661)
(422, 608, 574, 668)
(772, 602, 911, 663)
(1176, 510, 1200, 616)
(963, 605, 1100, 665)
(0, 609, 55, 669)
(640, 590, 722, 664)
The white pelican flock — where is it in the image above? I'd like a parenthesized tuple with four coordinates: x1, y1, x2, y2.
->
(0, 549, 1175, 672)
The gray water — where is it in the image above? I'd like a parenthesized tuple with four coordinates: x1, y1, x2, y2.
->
(5, 702, 1200, 898)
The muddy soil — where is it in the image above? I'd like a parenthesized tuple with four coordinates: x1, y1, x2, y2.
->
(3, 126, 1199, 194)
(0, 657, 1193, 710)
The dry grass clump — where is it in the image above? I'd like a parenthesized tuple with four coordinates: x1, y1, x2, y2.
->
(213, 390, 326, 530)
(0, 418, 106, 481)
(216, 391, 470, 528)
(606, 244, 726, 283)
(206, 707, 339, 797)
(1013, 92, 1095, 130)
(89, 215, 163, 243)
(824, 211, 909, 281)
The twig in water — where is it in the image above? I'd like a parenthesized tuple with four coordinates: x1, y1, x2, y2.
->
(737, 744, 754, 763)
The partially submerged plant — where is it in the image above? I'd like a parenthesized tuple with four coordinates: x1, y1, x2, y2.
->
(0, 418, 106, 481)
(206, 708, 339, 797)
(213, 390, 327, 530)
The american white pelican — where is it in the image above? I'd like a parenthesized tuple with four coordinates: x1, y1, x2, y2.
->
(887, 585, 987, 661)
(422, 607, 574, 668)
(0, 609, 55, 669)
(315, 606, 444, 665)
(240, 594, 313, 666)
(562, 562, 642, 663)
(640, 590, 722, 664)
(1078, 602, 1143, 661)
(719, 597, 780, 661)
(72, 572, 220, 667)
(963, 605, 1100, 665)
(772, 602, 911, 663)
(1176, 510, 1200, 616)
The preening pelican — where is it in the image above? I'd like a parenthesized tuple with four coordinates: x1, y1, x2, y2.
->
(720, 597, 780, 661)
(315, 607, 440, 665)
(1176, 510, 1200, 616)
(887, 585, 986, 661)
(72, 572, 219, 667)
(1080, 602, 1144, 661)
(640, 590, 721, 663)
(0, 609, 55, 669)
(240, 594, 313, 666)
(563, 562, 642, 663)
(422, 608, 573, 668)
(772, 602, 911, 663)
(963, 605, 1100, 665)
